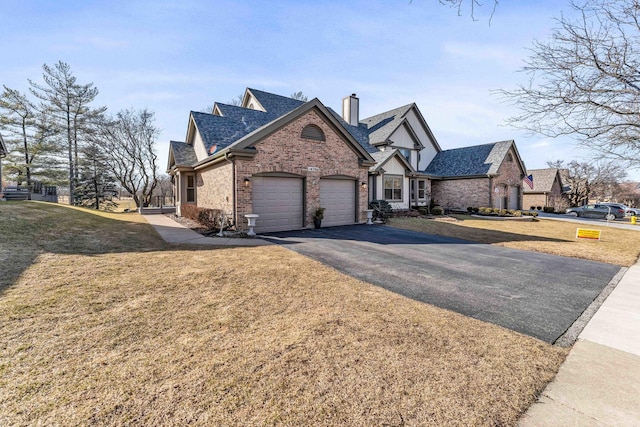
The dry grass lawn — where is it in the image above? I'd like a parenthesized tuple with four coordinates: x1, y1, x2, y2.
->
(389, 216, 640, 266)
(0, 202, 567, 426)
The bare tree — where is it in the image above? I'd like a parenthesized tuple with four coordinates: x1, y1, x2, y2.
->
(29, 61, 106, 203)
(96, 108, 159, 208)
(410, 0, 498, 21)
(500, 0, 640, 166)
(229, 94, 244, 106)
(290, 91, 308, 102)
(548, 158, 627, 205)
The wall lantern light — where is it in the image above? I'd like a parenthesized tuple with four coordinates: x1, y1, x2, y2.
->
(360, 181, 367, 190)
(243, 178, 251, 187)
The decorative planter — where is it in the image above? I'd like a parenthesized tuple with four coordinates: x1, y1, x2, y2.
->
(313, 218, 322, 229)
(244, 214, 259, 236)
(365, 209, 374, 225)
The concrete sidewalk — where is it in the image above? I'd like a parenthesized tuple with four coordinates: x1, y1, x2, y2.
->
(142, 213, 271, 246)
(519, 258, 640, 426)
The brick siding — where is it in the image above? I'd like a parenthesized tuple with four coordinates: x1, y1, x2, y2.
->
(197, 108, 369, 229)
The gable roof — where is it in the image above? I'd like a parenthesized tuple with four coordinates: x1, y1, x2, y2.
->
(524, 168, 562, 193)
(244, 88, 305, 117)
(369, 149, 414, 173)
(189, 98, 375, 169)
(168, 140, 197, 170)
(424, 140, 518, 178)
(362, 103, 415, 145)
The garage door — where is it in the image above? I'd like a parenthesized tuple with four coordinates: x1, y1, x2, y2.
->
(320, 178, 356, 227)
(252, 177, 303, 233)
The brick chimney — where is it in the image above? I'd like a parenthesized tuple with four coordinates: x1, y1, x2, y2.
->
(342, 93, 359, 126)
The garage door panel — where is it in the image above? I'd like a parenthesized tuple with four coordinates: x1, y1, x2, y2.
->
(253, 177, 303, 233)
(320, 179, 356, 227)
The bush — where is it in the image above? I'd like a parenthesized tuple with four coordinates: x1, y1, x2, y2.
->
(369, 200, 393, 221)
(530, 206, 537, 210)
(181, 204, 226, 229)
(543, 206, 555, 213)
(418, 207, 429, 215)
(432, 205, 444, 215)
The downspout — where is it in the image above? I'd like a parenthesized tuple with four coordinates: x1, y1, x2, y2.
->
(224, 153, 236, 228)
(488, 175, 493, 207)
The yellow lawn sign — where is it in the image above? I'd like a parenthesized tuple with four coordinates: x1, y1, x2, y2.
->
(576, 228, 601, 241)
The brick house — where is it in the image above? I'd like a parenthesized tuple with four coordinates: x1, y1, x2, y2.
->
(425, 141, 527, 210)
(522, 168, 567, 210)
(167, 88, 526, 233)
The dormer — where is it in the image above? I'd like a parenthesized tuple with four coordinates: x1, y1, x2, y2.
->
(241, 89, 267, 112)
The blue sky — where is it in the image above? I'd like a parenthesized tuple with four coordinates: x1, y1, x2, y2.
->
(1, 0, 611, 177)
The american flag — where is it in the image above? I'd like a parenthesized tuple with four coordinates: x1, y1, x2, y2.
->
(523, 174, 534, 189)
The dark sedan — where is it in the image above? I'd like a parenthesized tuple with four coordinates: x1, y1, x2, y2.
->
(566, 204, 625, 220)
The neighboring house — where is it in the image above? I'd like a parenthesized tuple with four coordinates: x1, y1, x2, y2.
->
(522, 168, 567, 210)
(167, 88, 526, 233)
(0, 134, 6, 192)
(425, 141, 527, 210)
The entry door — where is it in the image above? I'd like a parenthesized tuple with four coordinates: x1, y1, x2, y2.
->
(509, 186, 519, 210)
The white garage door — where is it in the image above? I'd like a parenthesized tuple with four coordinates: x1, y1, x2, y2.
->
(320, 178, 356, 227)
(252, 177, 303, 233)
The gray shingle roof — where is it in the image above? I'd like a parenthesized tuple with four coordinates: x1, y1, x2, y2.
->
(326, 108, 378, 154)
(424, 140, 514, 177)
(369, 150, 398, 172)
(247, 88, 305, 117)
(361, 104, 414, 144)
(523, 168, 561, 193)
(169, 140, 197, 166)
(192, 92, 306, 156)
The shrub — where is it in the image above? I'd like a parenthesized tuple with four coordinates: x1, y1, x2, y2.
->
(467, 207, 474, 213)
(530, 206, 537, 210)
(418, 207, 429, 215)
(180, 204, 226, 229)
(369, 200, 393, 221)
(537, 206, 543, 210)
(543, 206, 555, 213)
(432, 205, 444, 215)
(513, 210, 522, 217)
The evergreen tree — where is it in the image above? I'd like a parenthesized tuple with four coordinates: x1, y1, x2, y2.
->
(0, 86, 60, 186)
(75, 141, 117, 210)
(29, 61, 106, 204)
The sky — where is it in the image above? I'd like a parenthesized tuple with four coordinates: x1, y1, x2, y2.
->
(1, 0, 622, 178)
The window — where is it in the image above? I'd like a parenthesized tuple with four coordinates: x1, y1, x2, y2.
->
(399, 148, 411, 162)
(506, 153, 513, 162)
(384, 175, 403, 201)
(186, 174, 195, 203)
(418, 180, 426, 200)
(301, 124, 325, 141)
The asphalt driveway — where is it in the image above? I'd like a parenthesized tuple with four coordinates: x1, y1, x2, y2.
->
(262, 224, 622, 344)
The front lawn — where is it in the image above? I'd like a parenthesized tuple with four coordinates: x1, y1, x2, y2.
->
(0, 202, 566, 426)
(389, 215, 640, 266)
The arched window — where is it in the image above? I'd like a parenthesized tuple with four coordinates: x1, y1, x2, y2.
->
(301, 124, 325, 141)
(506, 153, 514, 162)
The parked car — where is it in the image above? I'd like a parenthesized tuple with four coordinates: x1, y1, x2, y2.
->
(565, 204, 625, 220)
(598, 202, 635, 216)
(627, 207, 640, 216)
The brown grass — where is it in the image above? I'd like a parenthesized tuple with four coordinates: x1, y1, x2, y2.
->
(0, 202, 567, 426)
(389, 216, 640, 266)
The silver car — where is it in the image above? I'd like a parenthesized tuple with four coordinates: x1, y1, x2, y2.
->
(566, 204, 625, 220)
